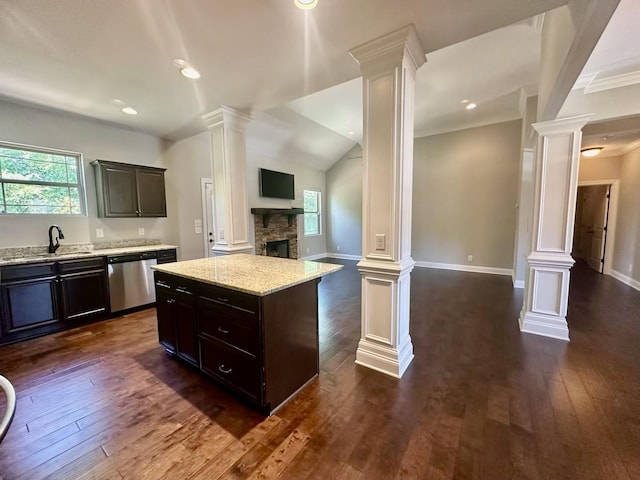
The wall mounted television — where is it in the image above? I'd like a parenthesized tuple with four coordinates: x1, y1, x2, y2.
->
(259, 168, 295, 200)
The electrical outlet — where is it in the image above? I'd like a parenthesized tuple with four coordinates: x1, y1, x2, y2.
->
(467, 255, 473, 262)
(96, 228, 104, 238)
(336, 245, 341, 251)
(375, 234, 385, 250)
(194, 219, 202, 227)
(218, 228, 225, 240)
(306, 248, 309, 253)
(194, 226, 202, 234)
(138, 227, 145, 236)
(629, 263, 633, 274)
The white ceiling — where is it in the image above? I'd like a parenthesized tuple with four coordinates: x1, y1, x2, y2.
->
(1, 0, 638, 170)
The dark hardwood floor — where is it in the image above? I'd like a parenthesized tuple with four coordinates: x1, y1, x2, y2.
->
(1, 259, 639, 479)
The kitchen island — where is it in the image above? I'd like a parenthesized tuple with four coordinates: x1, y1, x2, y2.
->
(152, 254, 342, 414)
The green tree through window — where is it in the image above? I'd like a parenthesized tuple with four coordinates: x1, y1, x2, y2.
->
(303, 189, 321, 236)
(0, 143, 84, 214)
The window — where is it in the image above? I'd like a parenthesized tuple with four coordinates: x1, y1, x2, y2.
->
(0, 142, 85, 215)
(303, 189, 321, 236)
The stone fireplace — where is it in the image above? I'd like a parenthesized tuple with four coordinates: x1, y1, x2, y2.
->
(251, 208, 303, 259)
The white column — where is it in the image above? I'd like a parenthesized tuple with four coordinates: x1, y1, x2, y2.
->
(202, 106, 253, 256)
(350, 25, 425, 378)
(519, 114, 592, 341)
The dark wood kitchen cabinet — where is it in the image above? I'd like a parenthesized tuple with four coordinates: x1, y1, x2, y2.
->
(0, 262, 60, 343)
(0, 258, 109, 344)
(154, 271, 320, 414)
(92, 160, 167, 218)
(155, 275, 199, 366)
(58, 258, 109, 322)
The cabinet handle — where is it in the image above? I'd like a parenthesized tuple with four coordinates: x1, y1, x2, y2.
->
(217, 297, 229, 303)
(156, 281, 171, 289)
(175, 287, 191, 295)
(166, 298, 176, 304)
(218, 365, 232, 374)
(217, 326, 230, 334)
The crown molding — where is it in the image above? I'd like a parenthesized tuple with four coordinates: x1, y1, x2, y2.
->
(532, 114, 593, 136)
(573, 73, 597, 90)
(621, 139, 640, 156)
(584, 70, 640, 94)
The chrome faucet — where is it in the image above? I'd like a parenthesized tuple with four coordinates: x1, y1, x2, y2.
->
(48, 225, 65, 254)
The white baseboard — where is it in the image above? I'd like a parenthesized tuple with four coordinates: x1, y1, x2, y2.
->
(299, 252, 329, 261)
(326, 253, 362, 261)
(610, 269, 640, 292)
(414, 261, 513, 277)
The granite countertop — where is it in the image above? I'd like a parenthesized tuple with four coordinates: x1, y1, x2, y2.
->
(0, 243, 178, 267)
(152, 254, 343, 296)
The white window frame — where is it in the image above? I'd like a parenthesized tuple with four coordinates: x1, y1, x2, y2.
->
(0, 141, 86, 215)
(303, 189, 322, 237)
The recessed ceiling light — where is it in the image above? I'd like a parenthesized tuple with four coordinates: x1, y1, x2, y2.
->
(348, 131, 355, 135)
(581, 147, 603, 157)
(461, 99, 469, 104)
(180, 66, 201, 79)
(121, 106, 138, 115)
(294, 0, 318, 10)
(465, 103, 477, 110)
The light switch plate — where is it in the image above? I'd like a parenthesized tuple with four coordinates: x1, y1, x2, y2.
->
(138, 227, 145, 236)
(375, 234, 385, 250)
(194, 219, 202, 227)
(96, 228, 104, 238)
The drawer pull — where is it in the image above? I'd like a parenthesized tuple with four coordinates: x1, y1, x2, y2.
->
(217, 326, 230, 334)
(156, 281, 171, 289)
(175, 287, 192, 295)
(217, 297, 229, 303)
(218, 365, 232, 374)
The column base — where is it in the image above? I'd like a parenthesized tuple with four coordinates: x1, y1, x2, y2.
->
(211, 243, 253, 256)
(355, 335, 414, 378)
(519, 310, 569, 341)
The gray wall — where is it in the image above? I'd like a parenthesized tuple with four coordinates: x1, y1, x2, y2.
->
(326, 145, 362, 257)
(163, 131, 212, 260)
(612, 146, 640, 281)
(0, 99, 170, 248)
(412, 120, 522, 269)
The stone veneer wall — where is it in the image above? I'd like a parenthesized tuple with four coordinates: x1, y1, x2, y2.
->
(254, 214, 299, 259)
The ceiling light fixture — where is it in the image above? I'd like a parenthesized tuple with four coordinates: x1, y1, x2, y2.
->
(121, 106, 138, 115)
(180, 67, 201, 79)
(461, 99, 469, 104)
(465, 102, 477, 110)
(294, 0, 318, 10)
(348, 131, 355, 135)
(581, 147, 603, 157)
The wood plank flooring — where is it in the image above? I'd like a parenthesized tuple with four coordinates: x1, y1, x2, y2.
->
(1, 259, 639, 479)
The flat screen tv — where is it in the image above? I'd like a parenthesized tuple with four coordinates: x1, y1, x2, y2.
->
(259, 168, 295, 200)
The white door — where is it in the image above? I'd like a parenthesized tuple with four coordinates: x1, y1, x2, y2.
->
(587, 185, 610, 273)
(202, 179, 215, 257)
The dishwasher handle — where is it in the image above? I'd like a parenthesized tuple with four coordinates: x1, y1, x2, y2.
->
(108, 251, 157, 264)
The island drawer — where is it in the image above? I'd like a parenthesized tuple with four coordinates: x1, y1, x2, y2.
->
(199, 285, 259, 317)
(199, 306, 259, 356)
(200, 337, 262, 402)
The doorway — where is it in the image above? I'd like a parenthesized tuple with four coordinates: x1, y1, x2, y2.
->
(572, 180, 619, 274)
(201, 178, 215, 257)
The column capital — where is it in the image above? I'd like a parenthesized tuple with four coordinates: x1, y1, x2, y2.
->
(202, 106, 253, 131)
(532, 114, 593, 136)
(350, 24, 426, 76)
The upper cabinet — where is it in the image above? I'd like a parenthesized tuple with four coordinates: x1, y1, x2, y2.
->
(92, 160, 167, 218)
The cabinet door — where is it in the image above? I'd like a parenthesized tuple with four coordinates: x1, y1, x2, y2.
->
(59, 269, 109, 321)
(0, 277, 60, 335)
(175, 298, 199, 366)
(156, 290, 176, 353)
(136, 169, 166, 217)
(103, 165, 138, 217)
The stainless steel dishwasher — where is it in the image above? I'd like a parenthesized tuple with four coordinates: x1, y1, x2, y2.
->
(107, 251, 157, 313)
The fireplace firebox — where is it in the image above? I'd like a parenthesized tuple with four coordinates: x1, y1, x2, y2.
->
(265, 239, 289, 258)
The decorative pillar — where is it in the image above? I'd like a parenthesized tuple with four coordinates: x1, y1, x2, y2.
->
(519, 114, 592, 341)
(202, 106, 253, 256)
(349, 25, 425, 378)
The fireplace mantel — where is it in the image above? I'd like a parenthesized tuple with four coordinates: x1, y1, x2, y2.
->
(250, 208, 304, 228)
